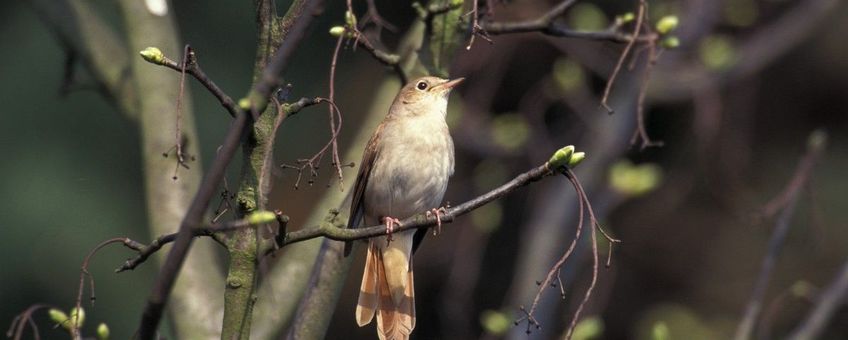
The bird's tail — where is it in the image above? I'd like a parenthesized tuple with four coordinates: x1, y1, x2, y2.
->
(356, 242, 415, 340)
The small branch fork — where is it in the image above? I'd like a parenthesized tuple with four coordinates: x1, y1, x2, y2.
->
(99, 157, 602, 276)
(133, 0, 324, 338)
(6, 304, 56, 340)
(284, 35, 348, 190)
(515, 168, 619, 339)
(733, 130, 828, 340)
(152, 45, 240, 118)
(476, 0, 665, 149)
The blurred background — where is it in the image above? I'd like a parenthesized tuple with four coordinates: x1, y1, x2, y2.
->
(1, 0, 847, 339)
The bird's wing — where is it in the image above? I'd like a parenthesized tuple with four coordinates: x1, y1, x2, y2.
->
(345, 122, 384, 256)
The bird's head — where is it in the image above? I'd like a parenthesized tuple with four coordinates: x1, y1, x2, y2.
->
(390, 76, 464, 118)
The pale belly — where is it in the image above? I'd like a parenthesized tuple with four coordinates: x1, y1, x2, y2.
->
(363, 119, 454, 221)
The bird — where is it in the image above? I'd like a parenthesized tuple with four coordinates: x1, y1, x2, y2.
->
(346, 76, 463, 340)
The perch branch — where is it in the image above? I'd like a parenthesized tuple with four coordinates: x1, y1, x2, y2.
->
(280, 162, 555, 246)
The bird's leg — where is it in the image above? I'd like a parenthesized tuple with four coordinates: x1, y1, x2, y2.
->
(382, 216, 402, 244)
(426, 207, 448, 236)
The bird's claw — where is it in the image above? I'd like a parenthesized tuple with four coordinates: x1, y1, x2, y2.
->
(383, 216, 402, 244)
(426, 207, 448, 236)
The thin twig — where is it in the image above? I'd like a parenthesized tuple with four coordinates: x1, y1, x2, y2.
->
(600, 0, 646, 113)
(134, 1, 323, 337)
(362, 0, 397, 33)
(171, 45, 190, 180)
(787, 258, 848, 340)
(152, 46, 239, 118)
(328, 35, 345, 189)
(72, 238, 127, 338)
(279, 162, 555, 246)
(561, 169, 601, 340)
(516, 173, 585, 333)
(480, 0, 655, 43)
(7, 304, 53, 340)
(733, 130, 827, 340)
(279, 98, 349, 189)
(117, 215, 279, 272)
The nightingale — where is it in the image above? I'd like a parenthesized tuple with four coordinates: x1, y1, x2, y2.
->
(347, 76, 463, 340)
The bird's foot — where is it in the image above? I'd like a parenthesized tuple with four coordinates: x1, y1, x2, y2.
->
(382, 216, 402, 244)
(426, 207, 448, 236)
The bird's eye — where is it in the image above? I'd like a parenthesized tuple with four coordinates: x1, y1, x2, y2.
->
(416, 81, 428, 90)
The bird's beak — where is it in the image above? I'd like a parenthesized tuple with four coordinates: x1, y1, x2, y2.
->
(434, 77, 464, 92)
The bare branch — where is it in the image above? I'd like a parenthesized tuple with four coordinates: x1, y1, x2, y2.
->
(7, 304, 59, 340)
(150, 45, 239, 118)
(787, 256, 848, 339)
(117, 216, 280, 273)
(278, 163, 555, 246)
(480, 0, 656, 43)
(600, 0, 646, 113)
(734, 130, 828, 340)
(134, 0, 324, 337)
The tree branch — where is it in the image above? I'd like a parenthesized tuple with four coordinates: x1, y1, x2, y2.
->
(144, 46, 239, 117)
(133, 0, 324, 337)
(31, 0, 139, 119)
(280, 163, 554, 245)
(733, 130, 827, 340)
(787, 254, 848, 339)
(113, 0, 225, 338)
(480, 0, 656, 43)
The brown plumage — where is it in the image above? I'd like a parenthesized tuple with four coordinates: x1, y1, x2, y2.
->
(348, 76, 463, 340)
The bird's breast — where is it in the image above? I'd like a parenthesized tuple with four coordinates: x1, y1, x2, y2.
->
(365, 116, 454, 219)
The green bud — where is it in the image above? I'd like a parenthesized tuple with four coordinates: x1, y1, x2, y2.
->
(247, 211, 277, 225)
(617, 12, 635, 24)
(97, 323, 111, 340)
(344, 10, 357, 28)
(548, 145, 575, 169)
(48, 308, 69, 325)
(139, 47, 165, 65)
(329, 26, 345, 37)
(238, 98, 252, 111)
(661, 36, 680, 49)
(568, 152, 586, 168)
(450, 0, 464, 6)
(68, 306, 85, 329)
(655, 15, 679, 34)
